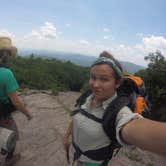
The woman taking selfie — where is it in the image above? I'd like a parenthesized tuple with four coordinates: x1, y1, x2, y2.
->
(63, 51, 166, 166)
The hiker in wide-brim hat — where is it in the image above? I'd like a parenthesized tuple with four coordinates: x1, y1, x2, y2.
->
(0, 37, 17, 67)
(0, 37, 32, 166)
(0, 37, 17, 56)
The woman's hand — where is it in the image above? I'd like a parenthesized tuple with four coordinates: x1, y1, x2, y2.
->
(63, 135, 70, 152)
(63, 121, 73, 152)
(8, 92, 33, 120)
(63, 135, 71, 164)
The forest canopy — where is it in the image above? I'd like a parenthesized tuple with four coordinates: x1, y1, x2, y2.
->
(136, 50, 166, 122)
(9, 55, 89, 93)
(9, 51, 166, 122)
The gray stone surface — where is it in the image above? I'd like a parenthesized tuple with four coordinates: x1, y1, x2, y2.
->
(1, 91, 165, 166)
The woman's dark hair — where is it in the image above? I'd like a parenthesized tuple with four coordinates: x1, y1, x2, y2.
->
(99, 51, 123, 71)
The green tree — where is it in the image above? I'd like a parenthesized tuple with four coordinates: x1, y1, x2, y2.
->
(136, 50, 166, 121)
(9, 55, 89, 92)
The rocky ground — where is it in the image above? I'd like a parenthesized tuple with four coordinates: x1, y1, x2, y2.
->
(1, 90, 166, 166)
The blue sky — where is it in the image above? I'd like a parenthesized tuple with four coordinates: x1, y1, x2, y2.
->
(0, 0, 166, 66)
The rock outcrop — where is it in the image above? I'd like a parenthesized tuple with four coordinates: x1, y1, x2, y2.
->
(1, 91, 165, 166)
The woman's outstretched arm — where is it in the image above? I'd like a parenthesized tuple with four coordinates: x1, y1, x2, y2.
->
(121, 118, 166, 156)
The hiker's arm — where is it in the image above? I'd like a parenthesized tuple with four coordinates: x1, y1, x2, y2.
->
(8, 92, 32, 120)
(121, 118, 166, 156)
(63, 121, 73, 151)
(64, 120, 73, 139)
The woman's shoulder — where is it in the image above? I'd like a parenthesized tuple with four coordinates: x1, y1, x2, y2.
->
(120, 106, 132, 113)
(116, 106, 142, 125)
(0, 67, 12, 72)
(0, 67, 15, 80)
(0, 67, 13, 75)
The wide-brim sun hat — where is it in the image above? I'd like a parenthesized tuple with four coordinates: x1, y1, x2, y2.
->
(0, 36, 17, 56)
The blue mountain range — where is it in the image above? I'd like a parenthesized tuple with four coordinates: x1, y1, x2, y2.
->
(19, 49, 145, 74)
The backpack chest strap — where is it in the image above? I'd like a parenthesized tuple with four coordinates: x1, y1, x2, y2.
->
(71, 108, 103, 123)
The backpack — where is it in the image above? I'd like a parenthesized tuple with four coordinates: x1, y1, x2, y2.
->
(117, 74, 151, 118)
(0, 98, 17, 118)
(70, 74, 150, 166)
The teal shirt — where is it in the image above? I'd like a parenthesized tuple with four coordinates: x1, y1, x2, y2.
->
(0, 67, 19, 102)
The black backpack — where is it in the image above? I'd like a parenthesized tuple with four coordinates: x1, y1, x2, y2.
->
(0, 98, 17, 118)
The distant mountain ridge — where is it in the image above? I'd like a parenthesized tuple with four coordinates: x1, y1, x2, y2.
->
(19, 49, 145, 74)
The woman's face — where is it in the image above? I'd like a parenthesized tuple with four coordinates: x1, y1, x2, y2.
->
(89, 64, 120, 102)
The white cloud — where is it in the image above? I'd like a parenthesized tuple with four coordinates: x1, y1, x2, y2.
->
(103, 28, 112, 40)
(142, 35, 166, 52)
(58, 31, 63, 35)
(136, 33, 144, 38)
(1, 24, 166, 66)
(103, 36, 111, 40)
(40, 22, 57, 39)
(24, 22, 57, 40)
(31, 30, 41, 38)
(108, 35, 166, 66)
(79, 40, 90, 46)
(0, 29, 15, 38)
(103, 28, 111, 32)
(65, 23, 71, 27)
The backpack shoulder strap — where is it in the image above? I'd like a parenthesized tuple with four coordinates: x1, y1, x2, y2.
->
(75, 89, 92, 107)
(102, 96, 130, 141)
(71, 108, 102, 123)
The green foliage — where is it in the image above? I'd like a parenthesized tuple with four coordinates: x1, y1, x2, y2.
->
(9, 51, 166, 121)
(136, 50, 166, 121)
(9, 55, 89, 92)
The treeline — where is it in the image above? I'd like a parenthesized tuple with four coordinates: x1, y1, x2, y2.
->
(9, 52, 166, 121)
(136, 51, 166, 122)
(9, 55, 89, 93)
